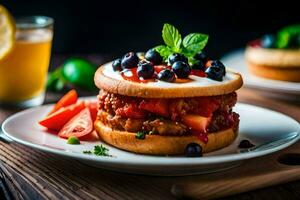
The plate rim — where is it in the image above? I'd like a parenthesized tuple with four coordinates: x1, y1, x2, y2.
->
(2, 101, 300, 167)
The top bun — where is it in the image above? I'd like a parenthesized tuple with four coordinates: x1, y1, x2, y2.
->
(245, 46, 300, 68)
(94, 62, 243, 98)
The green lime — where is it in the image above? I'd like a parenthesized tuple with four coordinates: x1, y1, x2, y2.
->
(62, 58, 97, 91)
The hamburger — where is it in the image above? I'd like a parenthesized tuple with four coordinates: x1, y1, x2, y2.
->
(94, 24, 243, 156)
(245, 25, 300, 82)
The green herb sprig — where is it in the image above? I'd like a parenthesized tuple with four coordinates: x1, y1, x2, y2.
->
(83, 150, 92, 154)
(83, 145, 111, 157)
(154, 23, 209, 64)
(136, 131, 146, 140)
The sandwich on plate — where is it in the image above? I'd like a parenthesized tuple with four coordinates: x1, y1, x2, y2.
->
(94, 24, 243, 156)
(245, 24, 300, 82)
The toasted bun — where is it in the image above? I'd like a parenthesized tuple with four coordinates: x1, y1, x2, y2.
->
(94, 62, 243, 98)
(94, 120, 238, 155)
(248, 62, 300, 82)
(245, 46, 300, 68)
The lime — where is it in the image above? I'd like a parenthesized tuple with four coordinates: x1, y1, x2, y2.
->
(61, 58, 97, 91)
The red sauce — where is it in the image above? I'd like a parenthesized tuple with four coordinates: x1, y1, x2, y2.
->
(190, 69, 206, 77)
(121, 68, 148, 83)
(120, 65, 207, 82)
(192, 130, 208, 144)
(154, 65, 171, 74)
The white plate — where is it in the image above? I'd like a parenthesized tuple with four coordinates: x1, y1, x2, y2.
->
(222, 49, 300, 95)
(2, 100, 300, 176)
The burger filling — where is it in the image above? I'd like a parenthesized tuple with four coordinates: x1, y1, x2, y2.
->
(97, 90, 239, 142)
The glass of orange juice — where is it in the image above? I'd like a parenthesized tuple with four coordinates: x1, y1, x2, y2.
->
(0, 16, 53, 107)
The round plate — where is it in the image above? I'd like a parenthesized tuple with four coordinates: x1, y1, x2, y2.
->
(222, 49, 300, 95)
(2, 100, 300, 176)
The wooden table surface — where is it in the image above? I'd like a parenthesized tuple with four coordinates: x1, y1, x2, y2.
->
(0, 55, 300, 200)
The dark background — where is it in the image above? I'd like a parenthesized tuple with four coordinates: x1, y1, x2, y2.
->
(2, 0, 300, 60)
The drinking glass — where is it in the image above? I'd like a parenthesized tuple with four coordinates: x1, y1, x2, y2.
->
(0, 16, 53, 107)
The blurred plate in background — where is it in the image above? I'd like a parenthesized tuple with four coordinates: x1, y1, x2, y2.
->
(222, 49, 300, 97)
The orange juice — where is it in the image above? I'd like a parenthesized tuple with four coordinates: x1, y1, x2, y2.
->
(0, 26, 53, 103)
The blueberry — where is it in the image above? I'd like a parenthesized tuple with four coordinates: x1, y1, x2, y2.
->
(137, 60, 154, 79)
(168, 53, 188, 65)
(261, 34, 276, 48)
(121, 52, 139, 69)
(145, 49, 163, 65)
(194, 52, 208, 64)
(112, 58, 122, 71)
(205, 60, 226, 81)
(172, 61, 191, 78)
(238, 140, 255, 148)
(209, 60, 226, 76)
(205, 66, 224, 81)
(185, 143, 203, 157)
(157, 69, 176, 82)
(191, 60, 206, 71)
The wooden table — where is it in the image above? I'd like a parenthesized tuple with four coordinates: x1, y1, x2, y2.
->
(0, 56, 300, 200)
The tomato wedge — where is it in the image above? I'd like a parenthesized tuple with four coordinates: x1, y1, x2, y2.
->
(39, 102, 85, 131)
(182, 114, 211, 133)
(85, 101, 98, 122)
(58, 108, 93, 139)
(48, 89, 78, 115)
(80, 130, 99, 141)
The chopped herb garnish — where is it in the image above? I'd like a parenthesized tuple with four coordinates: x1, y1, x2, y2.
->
(136, 131, 146, 139)
(67, 136, 80, 145)
(94, 145, 110, 156)
(83, 145, 111, 157)
(83, 150, 92, 154)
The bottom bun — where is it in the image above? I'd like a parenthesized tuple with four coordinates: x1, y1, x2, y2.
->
(248, 62, 300, 82)
(94, 120, 238, 155)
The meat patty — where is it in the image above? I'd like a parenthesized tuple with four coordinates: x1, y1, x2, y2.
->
(98, 90, 237, 119)
(98, 110, 188, 136)
(97, 90, 239, 135)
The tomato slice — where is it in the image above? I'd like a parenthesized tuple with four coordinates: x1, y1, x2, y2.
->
(58, 108, 93, 139)
(139, 99, 169, 117)
(85, 101, 98, 122)
(80, 130, 99, 141)
(39, 102, 85, 131)
(182, 114, 211, 133)
(48, 89, 78, 115)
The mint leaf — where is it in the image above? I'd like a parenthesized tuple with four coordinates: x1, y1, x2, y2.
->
(187, 57, 198, 66)
(280, 24, 300, 35)
(182, 33, 208, 56)
(162, 23, 182, 51)
(155, 45, 173, 60)
(277, 24, 300, 48)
